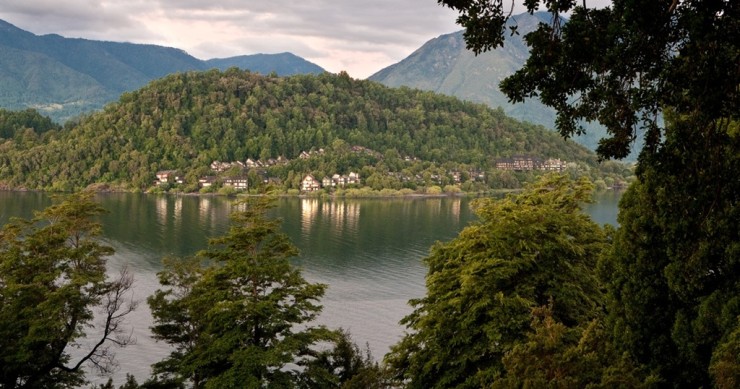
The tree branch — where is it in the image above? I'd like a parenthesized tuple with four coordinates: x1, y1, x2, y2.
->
(62, 266, 137, 373)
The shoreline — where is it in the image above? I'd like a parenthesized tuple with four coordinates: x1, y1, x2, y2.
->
(0, 186, 626, 199)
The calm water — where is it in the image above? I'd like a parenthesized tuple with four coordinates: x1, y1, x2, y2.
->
(0, 191, 620, 384)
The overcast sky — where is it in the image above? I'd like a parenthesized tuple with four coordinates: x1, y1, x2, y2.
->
(0, 1, 610, 79)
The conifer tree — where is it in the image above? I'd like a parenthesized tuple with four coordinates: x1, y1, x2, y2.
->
(148, 195, 331, 387)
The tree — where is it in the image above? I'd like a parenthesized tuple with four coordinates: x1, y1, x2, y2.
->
(148, 195, 332, 388)
(438, 1, 739, 385)
(600, 128, 740, 385)
(386, 174, 607, 388)
(710, 318, 740, 388)
(493, 304, 655, 388)
(299, 329, 390, 389)
(440, 0, 738, 159)
(0, 192, 136, 388)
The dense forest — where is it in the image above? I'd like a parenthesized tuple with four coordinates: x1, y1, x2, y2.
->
(0, 69, 630, 193)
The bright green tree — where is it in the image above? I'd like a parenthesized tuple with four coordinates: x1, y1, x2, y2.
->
(386, 174, 607, 388)
(0, 192, 136, 388)
(493, 304, 655, 388)
(148, 195, 331, 388)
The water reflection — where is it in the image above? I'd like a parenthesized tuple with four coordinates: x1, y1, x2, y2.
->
(155, 195, 167, 226)
(450, 197, 461, 222)
(300, 198, 320, 235)
(0, 192, 621, 385)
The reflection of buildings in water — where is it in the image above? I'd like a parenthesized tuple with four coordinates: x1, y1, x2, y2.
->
(427, 198, 442, 217)
(155, 196, 168, 226)
(198, 196, 216, 230)
(301, 198, 320, 234)
(449, 198, 461, 222)
(229, 201, 247, 213)
(343, 202, 359, 231)
(321, 201, 338, 224)
(173, 196, 183, 227)
(198, 197, 238, 232)
(320, 201, 360, 232)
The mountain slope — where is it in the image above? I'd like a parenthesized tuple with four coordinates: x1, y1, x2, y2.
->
(0, 19, 206, 121)
(369, 12, 615, 156)
(206, 53, 325, 76)
(0, 19, 326, 124)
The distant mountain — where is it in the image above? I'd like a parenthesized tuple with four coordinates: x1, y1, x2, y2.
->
(206, 53, 325, 76)
(0, 19, 326, 123)
(369, 12, 628, 157)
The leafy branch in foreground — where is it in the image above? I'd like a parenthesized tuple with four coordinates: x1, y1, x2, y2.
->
(0, 192, 136, 388)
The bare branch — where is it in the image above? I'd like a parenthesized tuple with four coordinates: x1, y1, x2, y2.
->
(62, 266, 137, 373)
(669, 0, 679, 13)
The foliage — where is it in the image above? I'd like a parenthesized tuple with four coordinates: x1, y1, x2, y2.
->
(299, 329, 390, 389)
(0, 69, 622, 192)
(147, 195, 331, 387)
(0, 109, 60, 140)
(386, 174, 607, 388)
(440, 0, 739, 159)
(0, 192, 136, 388)
(493, 304, 656, 388)
(439, 1, 739, 385)
(710, 318, 740, 388)
(600, 116, 740, 386)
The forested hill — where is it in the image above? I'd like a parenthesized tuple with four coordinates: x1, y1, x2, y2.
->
(0, 19, 326, 124)
(0, 69, 611, 191)
(368, 12, 637, 159)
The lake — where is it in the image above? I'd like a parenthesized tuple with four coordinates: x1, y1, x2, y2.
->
(0, 191, 621, 384)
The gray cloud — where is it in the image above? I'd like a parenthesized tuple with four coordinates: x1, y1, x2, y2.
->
(0, 1, 612, 78)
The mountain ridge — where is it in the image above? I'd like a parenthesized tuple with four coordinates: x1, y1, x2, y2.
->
(369, 12, 628, 157)
(0, 19, 326, 123)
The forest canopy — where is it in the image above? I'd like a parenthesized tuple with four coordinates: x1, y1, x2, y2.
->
(0, 70, 625, 192)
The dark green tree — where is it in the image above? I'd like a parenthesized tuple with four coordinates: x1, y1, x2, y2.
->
(600, 121, 740, 385)
(438, 1, 739, 385)
(148, 195, 331, 388)
(0, 192, 136, 388)
(710, 318, 740, 388)
(299, 329, 390, 389)
(386, 174, 607, 388)
(440, 0, 738, 159)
